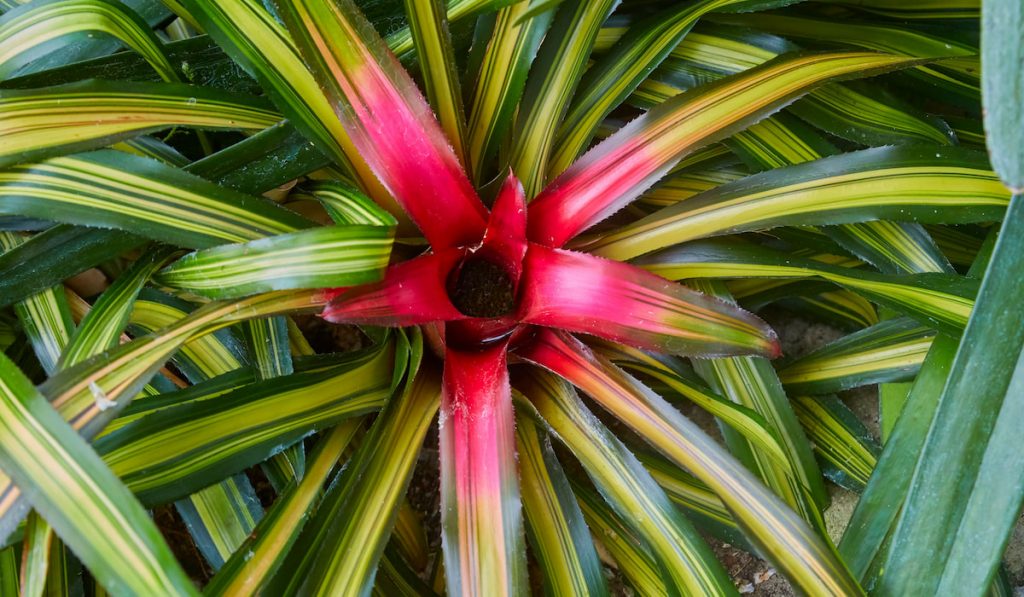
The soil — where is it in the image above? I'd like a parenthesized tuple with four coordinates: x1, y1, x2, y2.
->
(448, 256, 515, 318)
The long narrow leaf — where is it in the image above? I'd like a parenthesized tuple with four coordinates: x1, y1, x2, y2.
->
(273, 0, 488, 248)
(582, 146, 1008, 261)
(518, 371, 735, 596)
(529, 51, 924, 248)
(0, 351, 197, 595)
(518, 330, 864, 595)
(0, 81, 280, 167)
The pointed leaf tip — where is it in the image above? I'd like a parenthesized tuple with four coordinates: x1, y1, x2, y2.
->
(519, 245, 780, 358)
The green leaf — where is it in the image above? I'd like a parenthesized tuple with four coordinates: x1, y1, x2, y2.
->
(791, 396, 879, 492)
(837, 231, 998, 583)
(0, 0, 178, 81)
(0, 350, 197, 595)
(155, 224, 394, 299)
(584, 146, 1009, 261)
(518, 331, 863, 595)
(639, 238, 977, 336)
(515, 406, 609, 597)
(0, 150, 313, 249)
(777, 318, 935, 394)
(203, 421, 360, 596)
(0, 545, 17, 594)
(464, 0, 553, 182)
(518, 370, 735, 596)
(0, 81, 280, 167)
(983, 0, 1024, 191)
(871, 6, 1024, 585)
(509, 0, 618, 198)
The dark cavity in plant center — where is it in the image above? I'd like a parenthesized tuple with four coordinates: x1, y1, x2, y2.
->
(449, 256, 515, 318)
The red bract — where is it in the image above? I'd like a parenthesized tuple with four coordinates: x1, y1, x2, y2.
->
(280, 0, 778, 593)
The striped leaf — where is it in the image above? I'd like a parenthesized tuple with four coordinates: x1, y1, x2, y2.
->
(174, 476, 263, 572)
(571, 479, 666, 596)
(390, 500, 429, 573)
(688, 279, 828, 526)
(156, 224, 394, 299)
(637, 452, 744, 546)
(0, 225, 144, 309)
(295, 349, 438, 594)
(0, 350, 197, 595)
(777, 318, 935, 394)
(0, 81, 280, 167)
(515, 406, 609, 597)
(244, 315, 304, 492)
(272, 0, 489, 248)
(131, 289, 265, 573)
(0, 0, 178, 81)
(518, 330, 864, 595)
(0, 151, 314, 249)
(647, 34, 958, 279)
(464, 0, 552, 182)
(639, 25, 957, 148)
(438, 341, 525, 597)
(583, 146, 1009, 261)
(518, 371, 735, 596)
(37, 289, 328, 445)
(386, 0, 516, 61)
(403, 0, 466, 162)
(19, 513, 53, 597)
(128, 290, 247, 381)
(792, 395, 879, 492)
(529, 52, 925, 249)
(510, 0, 619, 198)
(95, 342, 395, 505)
(176, 0, 391, 207)
(0, 232, 74, 375)
(60, 247, 174, 368)
(712, 12, 977, 62)
(548, 0, 794, 178)
(827, 221, 954, 275)
(596, 341, 791, 468)
(816, 0, 979, 20)
(294, 180, 398, 227)
(204, 422, 360, 596)
(639, 239, 977, 336)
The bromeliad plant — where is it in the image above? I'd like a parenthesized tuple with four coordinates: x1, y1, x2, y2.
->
(0, 0, 1021, 594)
